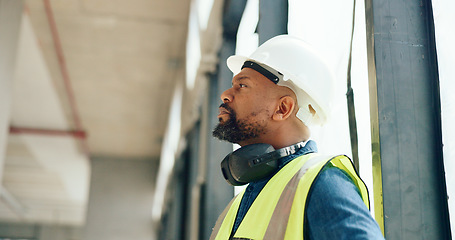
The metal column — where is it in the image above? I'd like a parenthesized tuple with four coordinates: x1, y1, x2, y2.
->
(365, 0, 451, 238)
(258, 0, 288, 43)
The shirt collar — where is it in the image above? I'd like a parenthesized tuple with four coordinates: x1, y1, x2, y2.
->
(278, 140, 318, 168)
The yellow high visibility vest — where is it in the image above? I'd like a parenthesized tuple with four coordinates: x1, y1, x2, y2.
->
(210, 153, 369, 240)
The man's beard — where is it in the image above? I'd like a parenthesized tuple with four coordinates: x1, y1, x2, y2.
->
(212, 104, 267, 144)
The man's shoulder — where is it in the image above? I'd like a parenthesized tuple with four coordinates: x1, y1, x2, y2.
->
(311, 163, 362, 199)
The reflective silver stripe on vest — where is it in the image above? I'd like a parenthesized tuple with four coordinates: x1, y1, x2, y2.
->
(263, 155, 332, 240)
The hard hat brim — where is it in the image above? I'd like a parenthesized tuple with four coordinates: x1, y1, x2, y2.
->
(226, 55, 250, 75)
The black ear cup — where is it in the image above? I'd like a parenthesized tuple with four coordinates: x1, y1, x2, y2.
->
(220, 142, 307, 186)
(221, 143, 277, 186)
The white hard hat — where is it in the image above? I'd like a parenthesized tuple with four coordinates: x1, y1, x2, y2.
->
(226, 35, 335, 126)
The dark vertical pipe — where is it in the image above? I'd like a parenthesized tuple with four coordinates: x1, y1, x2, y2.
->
(346, 0, 360, 172)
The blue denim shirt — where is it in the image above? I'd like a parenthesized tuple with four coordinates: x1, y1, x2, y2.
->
(232, 140, 384, 239)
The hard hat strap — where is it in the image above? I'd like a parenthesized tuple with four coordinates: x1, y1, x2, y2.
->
(241, 61, 282, 84)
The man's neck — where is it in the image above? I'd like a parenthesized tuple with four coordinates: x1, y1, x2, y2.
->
(238, 130, 309, 150)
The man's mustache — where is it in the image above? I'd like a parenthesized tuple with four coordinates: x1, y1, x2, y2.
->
(219, 103, 235, 115)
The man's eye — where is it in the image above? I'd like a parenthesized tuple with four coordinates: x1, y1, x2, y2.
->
(239, 84, 247, 88)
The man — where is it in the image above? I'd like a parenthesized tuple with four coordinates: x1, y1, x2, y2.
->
(210, 35, 384, 240)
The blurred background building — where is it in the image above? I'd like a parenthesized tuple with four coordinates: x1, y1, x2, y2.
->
(0, 0, 453, 239)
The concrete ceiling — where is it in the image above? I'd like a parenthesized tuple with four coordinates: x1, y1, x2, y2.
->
(1, 0, 192, 225)
(23, 0, 191, 158)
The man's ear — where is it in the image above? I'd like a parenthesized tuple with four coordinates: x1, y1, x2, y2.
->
(272, 96, 296, 121)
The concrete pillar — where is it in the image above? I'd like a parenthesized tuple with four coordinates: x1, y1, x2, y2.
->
(84, 157, 158, 240)
(0, 0, 23, 182)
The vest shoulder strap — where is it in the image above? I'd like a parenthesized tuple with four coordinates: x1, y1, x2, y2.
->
(209, 196, 237, 240)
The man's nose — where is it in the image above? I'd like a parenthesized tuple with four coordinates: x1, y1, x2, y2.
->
(220, 88, 233, 103)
